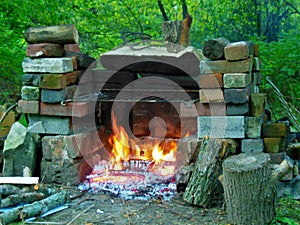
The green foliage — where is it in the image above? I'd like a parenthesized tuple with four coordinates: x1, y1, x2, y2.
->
(256, 29, 300, 122)
(0, 0, 299, 121)
(271, 197, 300, 225)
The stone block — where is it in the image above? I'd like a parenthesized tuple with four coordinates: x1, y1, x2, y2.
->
(41, 158, 92, 185)
(199, 89, 224, 103)
(133, 116, 197, 138)
(198, 116, 245, 138)
(264, 138, 286, 153)
(64, 44, 81, 52)
(262, 123, 287, 137)
(226, 103, 249, 115)
(224, 88, 249, 104)
(267, 152, 286, 164)
(26, 43, 64, 57)
(22, 74, 42, 86)
(41, 85, 77, 103)
(246, 116, 263, 138)
(3, 122, 38, 176)
(250, 93, 266, 116)
(199, 74, 223, 88)
(42, 136, 55, 161)
(40, 71, 80, 89)
(241, 139, 264, 153)
(42, 131, 102, 161)
(223, 73, 252, 88)
(22, 57, 73, 73)
(200, 59, 252, 75)
(28, 115, 72, 134)
(21, 86, 40, 101)
(180, 102, 226, 117)
(64, 52, 94, 68)
(224, 41, 254, 61)
(40, 102, 95, 117)
(17, 100, 39, 114)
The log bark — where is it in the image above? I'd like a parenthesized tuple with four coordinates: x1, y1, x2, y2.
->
(24, 25, 79, 44)
(0, 185, 21, 196)
(183, 137, 237, 207)
(202, 38, 229, 60)
(0, 191, 67, 224)
(0, 192, 45, 208)
(219, 153, 293, 225)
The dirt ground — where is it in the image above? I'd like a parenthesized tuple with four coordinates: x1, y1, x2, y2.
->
(29, 187, 227, 225)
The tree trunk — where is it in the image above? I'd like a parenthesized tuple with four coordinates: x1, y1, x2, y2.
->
(219, 153, 293, 225)
(183, 137, 237, 207)
(24, 24, 79, 44)
(202, 38, 229, 60)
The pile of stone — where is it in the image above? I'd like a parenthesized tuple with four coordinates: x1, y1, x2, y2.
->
(199, 40, 298, 179)
(14, 25, 98, 185)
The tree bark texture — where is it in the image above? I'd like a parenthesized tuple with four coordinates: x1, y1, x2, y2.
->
(24, 24, 79, 44)
(0, 191, 67, 224)
(202, 38, 229, 60)
(220, 153, 293, 225)
(183, 137, 237, 207)
(0, 192, 44, 208)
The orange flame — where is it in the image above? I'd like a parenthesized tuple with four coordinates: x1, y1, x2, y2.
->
(109, 112, 177, 171)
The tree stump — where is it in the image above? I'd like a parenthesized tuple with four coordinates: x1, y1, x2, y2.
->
(202, 38, 229, 60)
(183, 137, 237, 207)
(219, 153, 293, 225)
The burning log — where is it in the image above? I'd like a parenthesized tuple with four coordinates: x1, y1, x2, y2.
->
(219, 153, 293, 225)
(183, 137, 237, 207)
(0, 191, 67, 224)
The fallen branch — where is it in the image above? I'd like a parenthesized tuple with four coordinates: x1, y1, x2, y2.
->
(66, 204, 94, 225)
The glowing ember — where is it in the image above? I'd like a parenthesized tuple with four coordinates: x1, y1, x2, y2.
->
(81, 112, 180, 200)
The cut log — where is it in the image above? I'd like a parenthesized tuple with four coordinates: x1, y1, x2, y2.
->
(183, 137, 237, 207)
(24, 25, 79, 44)
(0, 192, 45, 208)
(0, 191, 67, 224)
(219, 153, 293, 225)
(202, 38, 229, 60)
(0, 185, 22, 196)
(162, 20, 182, 44)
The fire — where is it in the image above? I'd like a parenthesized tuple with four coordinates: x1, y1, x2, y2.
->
(109, 112, 177, 172)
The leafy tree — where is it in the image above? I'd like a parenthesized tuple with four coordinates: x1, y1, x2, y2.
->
(0, 0, 299, 124)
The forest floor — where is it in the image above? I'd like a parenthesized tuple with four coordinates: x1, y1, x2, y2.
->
(5, 184, 300, 225)
(23, 187, 227, 225)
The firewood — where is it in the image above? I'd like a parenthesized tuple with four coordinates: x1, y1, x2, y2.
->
(219, 153, 293, 225)
(0, 191, 67, 224)
(183, 137, 237, 207)
(24, 25, 79, 44)
(0, 184, 22, 196)
(202, 38, 229, 60)
(0, 192, 44, 208)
